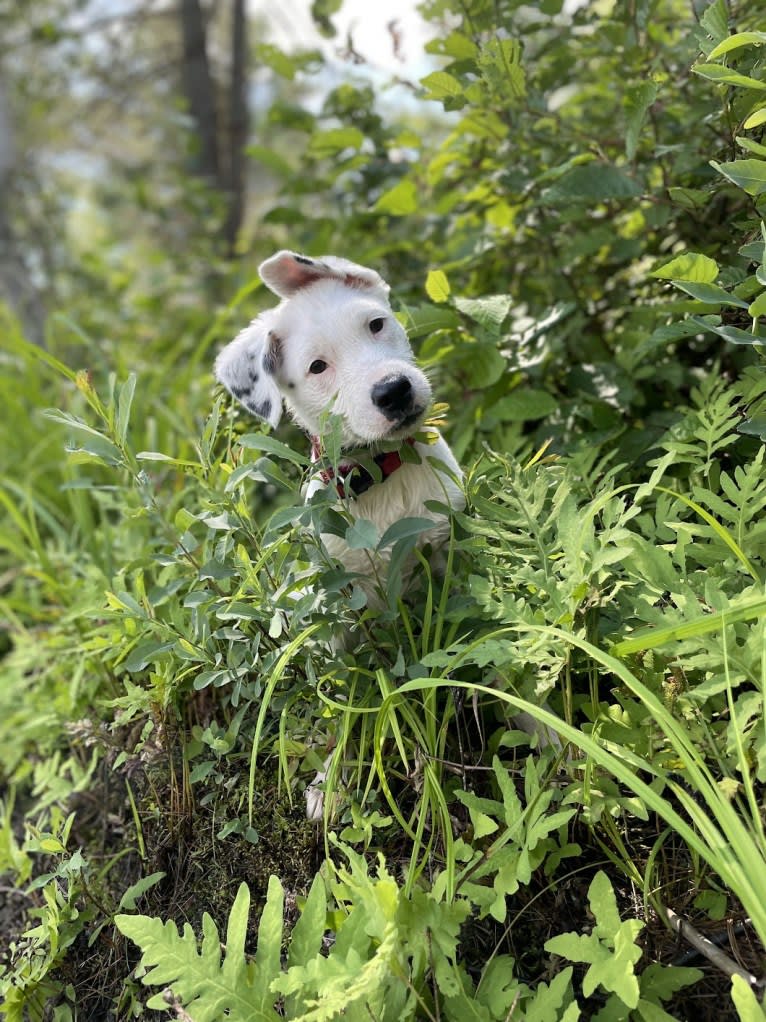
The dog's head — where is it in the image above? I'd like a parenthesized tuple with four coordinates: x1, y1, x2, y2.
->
(215, 251, 432, 446)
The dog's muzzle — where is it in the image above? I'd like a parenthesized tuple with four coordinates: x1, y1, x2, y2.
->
(371, 375, 419, 423)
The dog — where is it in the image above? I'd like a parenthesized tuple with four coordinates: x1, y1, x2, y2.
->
(215, 251, 563, 818)
(215, 251, 466, 819)
(215, 250, 465, 585)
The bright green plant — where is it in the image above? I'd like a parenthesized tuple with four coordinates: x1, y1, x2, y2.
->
(545, 871, 703, 1021)
(0, 810, 90, 1021)
(3, 0, 766, 1017)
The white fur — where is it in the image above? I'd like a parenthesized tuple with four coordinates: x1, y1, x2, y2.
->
(215, 250, 465, 581)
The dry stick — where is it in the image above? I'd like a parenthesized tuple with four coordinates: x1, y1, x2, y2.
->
(162, 989, 196, 1022)
(666, 909, 761, 987)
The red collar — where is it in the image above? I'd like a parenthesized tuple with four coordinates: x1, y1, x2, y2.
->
(310, 436, 415, 499)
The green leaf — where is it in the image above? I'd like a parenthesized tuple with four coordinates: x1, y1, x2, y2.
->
(737, 136, 766, 157)
(124, 640, 176, 672)
(255, 43, 297, 80)
(612, 595, 766, 655)
(639, 963, 703, 1003)
(454, 294, 512, 332)
(731, 975, 766, 1021)
(492, 389, 558, 422)
(744, 107, 766, 129)
(693, 64, 766, 91)
(711, 158, 766, 196)
(543, 164, 642, 202)
(589, 871, 622, 937)
(287, 874, 326, 971)
(373, 179, 418, 216)
(651, 253, 719, 282)
(378, 516, 436, 549)
(690, 316, 766, 346)
(237, 433, 307, 466)
(455, 790, 499, 838)
(545, 873, 643, 1009)
(474, 955, 523, 1015)
(748, 292, 766, 318)
(420, 70, 464, 102)
(699, 0, 729, 49)
(136, 451, 202, 467)
(116, 881, 282, 1021)
(458, 344, 506, 388)
(426, 269, 451, 303)
(247, 144, 293, 176)
(253, 876, 284, 1009)
(427, 30, 477, 60)
(707, 32, 766, 60)
(625, 81, 658, 161)
(311, 0, 342, 37)
(118, 872, 167, 911)
(116, 373, 136, 446)
(671, 281, 749, 307)
(308, 127, 365, 158)
(740, 239, 766, 260)
(478, 38, 526, 99)
(344, 518, 379, 550)
(635, 997, 679, 1021)
(667, 186, 710, 209)
(586, 923, 642, 1005)
(523, 967, 575, 1022)
(740, 417, 766, 439)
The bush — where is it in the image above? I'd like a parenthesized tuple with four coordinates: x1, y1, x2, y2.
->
(1, 1, 765, 1019)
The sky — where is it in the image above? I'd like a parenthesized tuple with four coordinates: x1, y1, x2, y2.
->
(263, 0, 438, 84)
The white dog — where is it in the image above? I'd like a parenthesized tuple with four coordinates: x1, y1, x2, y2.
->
(215, 250, 465, 583)
(215, 251, 563, 815)
(215, 251, 467, 820)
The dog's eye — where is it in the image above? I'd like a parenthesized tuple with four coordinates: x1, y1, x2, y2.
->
(309, 359, 328, 375)
(369, 317, 385, 335)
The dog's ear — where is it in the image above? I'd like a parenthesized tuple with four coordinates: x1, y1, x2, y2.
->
(259, 250, 390, 299)
(215, 319, 282, 429)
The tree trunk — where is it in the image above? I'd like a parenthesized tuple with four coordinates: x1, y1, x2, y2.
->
(223, 0, 248, 256)
(179, 0, 220, 183)
(0, 78, 44, 345)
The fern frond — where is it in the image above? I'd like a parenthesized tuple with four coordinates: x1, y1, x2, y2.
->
(116, 878, 284, 1021)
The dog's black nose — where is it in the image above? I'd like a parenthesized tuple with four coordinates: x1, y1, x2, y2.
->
(372, 375, 413, 420)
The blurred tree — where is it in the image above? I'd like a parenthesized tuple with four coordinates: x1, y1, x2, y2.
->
(0, 76, 45, 344)
(178, 0, 250, 254)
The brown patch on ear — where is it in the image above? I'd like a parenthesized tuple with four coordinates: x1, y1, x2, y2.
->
(263, 330, 283, 374)
(282, 263, 325, 292)
(259, 249, 390, 299)
(343, 272, 375, 290)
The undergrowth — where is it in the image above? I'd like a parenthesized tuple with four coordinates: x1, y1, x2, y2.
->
(2, 1, 766, 1020)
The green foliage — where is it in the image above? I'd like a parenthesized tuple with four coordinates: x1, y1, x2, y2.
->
(0, 808, 91, 1020)
(117, 843, 699, 1022)
(117, 879, 284, 1019)
(546, 872, 702, 1019)
(731, 975, 766, 1022)
(117, 843, 477, 1022)
(2, 0, 766, 1017)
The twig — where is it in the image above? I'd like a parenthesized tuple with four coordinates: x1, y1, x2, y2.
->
(666, 908, 760, 987)
(162, 989, 196, 1022)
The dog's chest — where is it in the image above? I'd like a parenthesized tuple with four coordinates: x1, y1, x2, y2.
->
(308, 435, 464, 578)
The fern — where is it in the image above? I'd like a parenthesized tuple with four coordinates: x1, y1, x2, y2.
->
(659, 375, 743, 481)
(442, 755, 577, 922)
(545, 871, 702, 1019)
(116, 877, 284, 1020)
